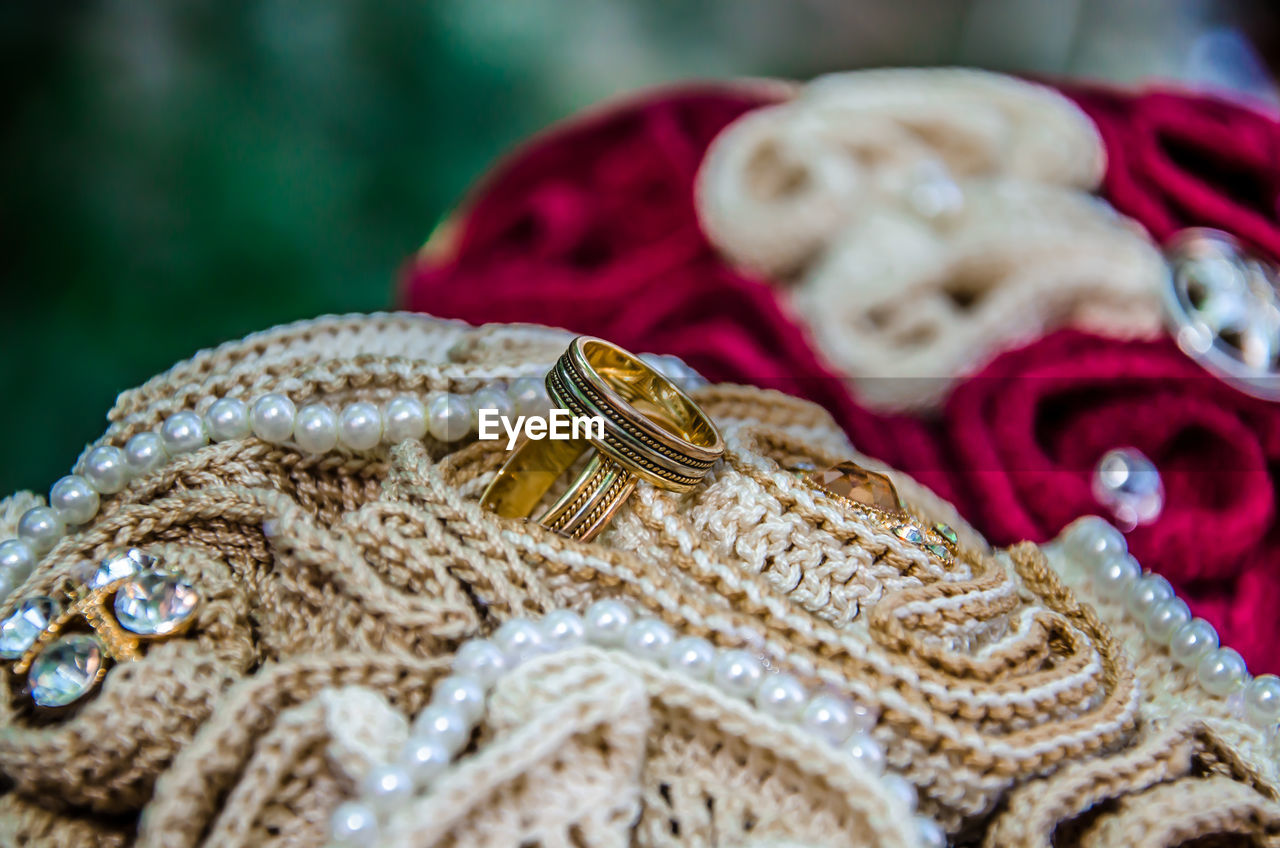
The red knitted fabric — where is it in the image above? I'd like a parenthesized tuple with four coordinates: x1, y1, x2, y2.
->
(945, 330, 1280, 671)
(399, 84, 954, 497)
(1062, 83, 1280, 259)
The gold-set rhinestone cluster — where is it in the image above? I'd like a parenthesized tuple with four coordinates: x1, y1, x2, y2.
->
(0, 548, 199, 708)
(802, 461, 959, 563)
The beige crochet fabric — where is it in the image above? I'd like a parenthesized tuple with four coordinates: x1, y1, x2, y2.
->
(0, 313, 1270, 847)
(695, 68, 1167, 411)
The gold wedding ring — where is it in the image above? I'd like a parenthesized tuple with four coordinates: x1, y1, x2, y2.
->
(479, 336, 724, 541)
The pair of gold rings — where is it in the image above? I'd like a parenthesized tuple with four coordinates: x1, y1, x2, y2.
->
(480, 337, 723, 541)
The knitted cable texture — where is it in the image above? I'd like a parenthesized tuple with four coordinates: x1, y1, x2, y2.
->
(0, 313, 1269, 846)
(694, 68, 1167, 411)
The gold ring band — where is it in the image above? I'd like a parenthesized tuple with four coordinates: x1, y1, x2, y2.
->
(480, 337, 723, 541)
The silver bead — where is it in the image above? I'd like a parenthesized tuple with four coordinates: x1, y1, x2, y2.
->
(361, 762, 413, 810)
(800, 693, 855, 745)
(1243, 674, 1280, 729)
(0, 539, 36, 587)
(1061, 516, 1126, 568)
(82, 445, 130, 495)
(427, 393, 470, 442)
(293, 404, 339, 454)
(124, 431, 168, 475)
(492, 618, 544, 666)
(49, 475, 100, 526)
(539, 609, 585, 650)
(623, 618, 675, 661)
(915, 816, 948, 848)
(1168, 618, 1218, 669)
(250, 393, 296, 443)
(339, 402, 383, 451)
(205, 397, 252, 442)
(1144, 597, 1191, 646)
(432, 675, 486, 725)
(1092, 447, 1164, 529)
(712, 649, 763, 698)
(160, 411, 208, 455)
(17, 506, 63, 556)
(330, 800, 379, 846)
(754, 673, 807, 721)
(1125, 573, 1174, 620)
(584, 599, 632, 646)
(412, 704, 471, 755)
(401, 735, 451, 787)
(382, 396, 428, 443)
(1093, 553, 1140, 594)
(843, 733, 885, 774)
(452, 639, 507, 689)
(509, 376, 548, 417)
(1197, 647, 1248, 697)
(666, 636, 716, 680)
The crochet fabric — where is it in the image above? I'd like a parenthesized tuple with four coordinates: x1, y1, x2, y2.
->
(4, 313, 1274, 847)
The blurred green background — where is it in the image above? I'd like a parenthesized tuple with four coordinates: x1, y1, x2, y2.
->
(2, 0, 1276, 495)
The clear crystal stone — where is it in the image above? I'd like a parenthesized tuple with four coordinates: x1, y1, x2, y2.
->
(933, 523, 958, 545)
(28, 633, 104, 707)
(1092, 448, 1164, 530)
(114, 572, 198, 636)
(893, 524, 924, 543)
(0, 597, 60, 659)
(91, 548, 157, 589)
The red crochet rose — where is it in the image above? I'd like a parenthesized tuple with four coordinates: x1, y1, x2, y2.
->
(946, 329, 1280, 671)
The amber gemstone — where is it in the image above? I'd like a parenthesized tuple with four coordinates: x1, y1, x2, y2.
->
(812, 461, 902, 513)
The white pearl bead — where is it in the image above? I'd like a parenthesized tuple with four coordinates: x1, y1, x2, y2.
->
(250, 393, 297, 443)
(754, 673, 807, 720)
(17, 506, 63, 556)
(915, 816, 947, 848)
(432, 675, 486, 725)
(1125, 573, 1174, 619)
(584, 599, 632, 646)
(540, 609, 585, 650)
(293, 404, 339, 454)
(427, 393, 470, 442)
(713, 649, 763, 698)
(82, 445, 130, 495)
(666, 636, 716, 680)
(847, 700, 879, 735)
(0, 539, 36, 586)
(1144, 597, 1191, 645)
(401, 735, 451, 787)
(452, 639, 507, 689)
(800, 693, 855, 744)
(1093, 553, 1140, 593)
(330, 800, 379, 845)
(623, 618, 675, 660)
(382, 396, 428, 443)
(412, 704, 471, 755)
(470, 386, 513, 432)
(339, 402, 383, 451)
(0, 566, 18, 601)
(361, 763, 413, 810)
(843, 733, 885, 774)
(1062, 516, 1126, 567)
(124, 431, 168, 475)
(883, 773, 918, 813)
(161, 411, 208, 455)
(1168, 618, 1218, 668)
(205, 397, 251, 442)
(493, 618, 544, 666)
(509, 376, 548, 417)
(1197, 647, 1248, 697)
(50, 475, 99, 526)
(1244, 674, 1280, 729)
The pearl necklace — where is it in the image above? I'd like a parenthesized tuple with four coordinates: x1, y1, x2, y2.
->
(1052, 516, 1280, 734)
(329, 600, 947, 848)
(0, 354, 707, 608)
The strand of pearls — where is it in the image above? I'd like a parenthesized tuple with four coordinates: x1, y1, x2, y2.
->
(0, 355, 706, 606)
(329, 600, 945, 848)
(1058, 517, 1280, 734)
